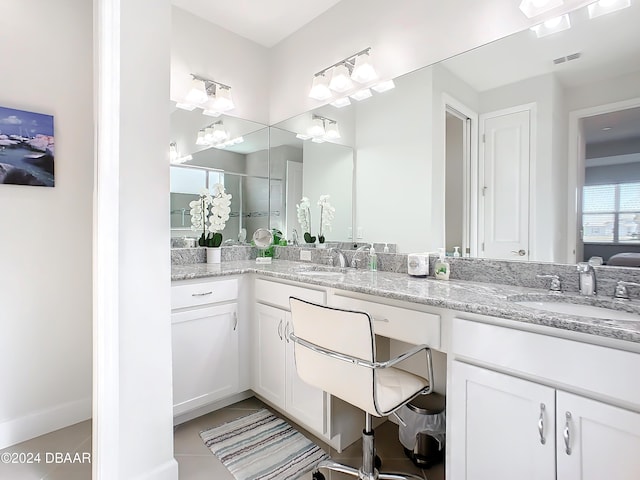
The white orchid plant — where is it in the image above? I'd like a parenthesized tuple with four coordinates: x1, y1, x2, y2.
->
(190, 184, 232, 247)
(317, 194, 335, 244)
(296, 194, 335, 244)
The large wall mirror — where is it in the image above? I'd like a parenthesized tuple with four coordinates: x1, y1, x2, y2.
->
(170, 108, 269, 245)
(272, 1, 640, 265)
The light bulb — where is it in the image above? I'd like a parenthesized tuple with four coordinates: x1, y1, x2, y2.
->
(212, 123, 229, 142)
(329, 64, 354, 93)
(309, 73, 332, 100)
(307, 118, 326, 137)
(212, 87, 234, 112)
(324, 122, 341, 140)
(351, 52, 378, 83)
(184, 78, 208, 105)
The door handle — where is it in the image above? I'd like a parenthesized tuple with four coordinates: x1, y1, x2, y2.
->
(233, 312, 238, 331)
(563, 411, 572, 455)
(277, 320, 283, 341)
(538, 403, 546, 445)
(284, 322, 291, 343)
(511, 249, 526, 256)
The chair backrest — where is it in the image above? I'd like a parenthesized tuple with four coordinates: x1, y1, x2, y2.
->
(289, 297, 381, 416)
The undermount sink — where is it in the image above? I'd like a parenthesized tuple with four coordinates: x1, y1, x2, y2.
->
(509, 294, 640, 321)
(291, 265, 347, 277)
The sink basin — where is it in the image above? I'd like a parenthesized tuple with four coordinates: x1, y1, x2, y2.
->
(296, 270, 345, 277)
(509, 294, 640, 321)
(290, 265, 347, 277)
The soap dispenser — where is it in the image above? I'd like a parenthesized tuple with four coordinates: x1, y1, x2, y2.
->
(369, 246, 378, 271)
(434, 248, 450, 280)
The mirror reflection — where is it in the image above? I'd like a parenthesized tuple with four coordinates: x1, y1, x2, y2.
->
(169, 108, 270, 245)
(270, 105, 355, 245)
(272, 1, 640, 264)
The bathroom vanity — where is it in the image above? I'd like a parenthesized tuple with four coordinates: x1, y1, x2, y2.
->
(171, 258, 640, 478)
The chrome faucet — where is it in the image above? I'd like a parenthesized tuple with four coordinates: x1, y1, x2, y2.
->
(537, 274, 562, 292)
(291, 229, 299, 246)
(577, 262, 597, 296)
(614, 280, 640, 300)
(350, 244, 371, 269)
(326, 247, 347, 268)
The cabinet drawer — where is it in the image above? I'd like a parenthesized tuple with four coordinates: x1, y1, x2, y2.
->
(255, 278, 325, 310)
(171, 278, 238, 309)
(330, 295, 441, 348)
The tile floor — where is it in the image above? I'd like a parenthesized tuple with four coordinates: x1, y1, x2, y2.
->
(0, 396, 445, 480)
(0, 420, 92, 480)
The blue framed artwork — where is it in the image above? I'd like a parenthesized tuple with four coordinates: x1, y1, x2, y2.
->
(0, 105, 55, 187)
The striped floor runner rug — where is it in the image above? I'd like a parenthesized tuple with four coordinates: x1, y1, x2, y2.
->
(200, 409, 330, 480)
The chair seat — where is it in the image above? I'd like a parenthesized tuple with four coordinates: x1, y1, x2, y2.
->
(375, 367, 429, 414)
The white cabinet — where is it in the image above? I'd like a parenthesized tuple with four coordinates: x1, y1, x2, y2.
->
(449, 361, 555, 480)
(254, 303, 286, 407)
(171, 278, 240, 418)
(557, 391, 640, 480)
(253, 279, 327, 436)
(449, 318, 640, 480)
(254, 303, 326, 435)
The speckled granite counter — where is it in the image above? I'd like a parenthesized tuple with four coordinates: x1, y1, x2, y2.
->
(172, 260, 640, 344)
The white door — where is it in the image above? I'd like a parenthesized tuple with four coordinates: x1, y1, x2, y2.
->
(254, 303, 286, 408)
(286, 161, 303, 241)
(284, 311, 326, 435)
(557, 391, 640, 480)
(171, 303, 239, 416)
(480, 107, 531, 260)
(449, 361, 555, 480)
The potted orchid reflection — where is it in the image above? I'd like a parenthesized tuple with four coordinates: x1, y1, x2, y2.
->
(296, 195, 335, 246)
(189, 184, 232, 263)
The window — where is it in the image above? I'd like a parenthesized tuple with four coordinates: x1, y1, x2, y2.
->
(583, 182, 640, 243)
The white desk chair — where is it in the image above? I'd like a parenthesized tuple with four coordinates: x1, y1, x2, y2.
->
(289, 297, 435, 480)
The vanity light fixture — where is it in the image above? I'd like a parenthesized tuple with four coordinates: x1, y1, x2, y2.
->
(309, 48, 379, 99)
(519, 0, 563, 18)
(530, 13, 571, 37)
(196, 120, 231, 147)
(179, 74, 235, 115)
(301, 114, 340, 142)
(588, 0, 631, 18)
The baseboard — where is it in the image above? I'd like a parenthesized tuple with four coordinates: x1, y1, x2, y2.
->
(173, 390, 253, 426)
(0, 396, 92, 450)
(133, 458, 179, 480)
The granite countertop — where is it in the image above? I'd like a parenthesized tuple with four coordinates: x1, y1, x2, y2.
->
(172, 260, 640, 344)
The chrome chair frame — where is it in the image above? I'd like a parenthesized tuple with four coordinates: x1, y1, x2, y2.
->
(288, 299, 435, 480)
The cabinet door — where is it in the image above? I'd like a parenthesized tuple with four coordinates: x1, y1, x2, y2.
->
(557, 391, 640, 480)
(449, 361, 555, 480)
(284, 312, 326, 435)
(171, 303, 239, 416)
(254, 303, 286, 408)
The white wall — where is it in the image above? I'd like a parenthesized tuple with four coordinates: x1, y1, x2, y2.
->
(268, 0, 593, 124)
(171, 7, 270, 124)
(0, 0, 92, 448)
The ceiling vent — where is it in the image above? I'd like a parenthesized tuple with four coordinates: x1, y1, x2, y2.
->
(553, 52, 582, 65)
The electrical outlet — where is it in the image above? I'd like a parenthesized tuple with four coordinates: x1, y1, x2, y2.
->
(300, 250, 312, 261)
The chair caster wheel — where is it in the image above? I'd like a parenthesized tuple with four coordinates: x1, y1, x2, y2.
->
(375, 455, 382, 469)
(312, 471, 325, 480)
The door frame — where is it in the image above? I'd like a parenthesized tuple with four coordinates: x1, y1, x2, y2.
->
(442, 94, 479, 257)
(567, 97, 640, 263)
(479, 103, 536, 260)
